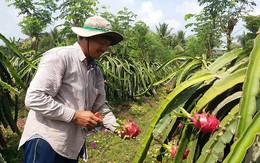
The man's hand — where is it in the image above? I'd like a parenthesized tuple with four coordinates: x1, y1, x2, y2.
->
(72, 110, 103, 129)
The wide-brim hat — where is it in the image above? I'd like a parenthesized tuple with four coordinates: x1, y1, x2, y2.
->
(71, 16, 124, 45)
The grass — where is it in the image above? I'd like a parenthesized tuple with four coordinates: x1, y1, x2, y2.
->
(0, 88, 171, 163)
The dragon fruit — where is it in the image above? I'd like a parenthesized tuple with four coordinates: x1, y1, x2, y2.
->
(94, 112, 103, 120)
(178, 108, 220, 134)
(170, 145, 189, 159)
(163, 144, 189, 159)
(190, 112, 220, 133)
(177, 123, 183, 129)
(119, 119, 141, 139)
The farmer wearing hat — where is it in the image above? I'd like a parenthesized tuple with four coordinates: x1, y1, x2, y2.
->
(19, 16, 123, 162)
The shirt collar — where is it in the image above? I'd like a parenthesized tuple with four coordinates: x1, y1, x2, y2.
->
(73, 42, 86, 62)
(73, 42, 97, 70)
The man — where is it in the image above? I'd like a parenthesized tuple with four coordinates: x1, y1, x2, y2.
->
(19, 16, 124, 162)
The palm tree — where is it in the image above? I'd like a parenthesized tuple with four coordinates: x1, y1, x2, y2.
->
(236, 31, 247, 48)
(176, 30, 186, 45)
(171, 30, 186, 48)
(50, 27, 62, 46)
(155, 23, 173, 46)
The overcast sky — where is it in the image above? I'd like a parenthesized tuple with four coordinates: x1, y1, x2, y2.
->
(0, 0, 259, 41)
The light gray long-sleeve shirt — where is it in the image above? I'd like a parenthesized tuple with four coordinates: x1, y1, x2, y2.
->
(19, 42, 118, 159)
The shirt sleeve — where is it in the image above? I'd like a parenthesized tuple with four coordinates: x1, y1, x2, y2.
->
(25, 51, 75, 123)
(92, 68, 119, 131)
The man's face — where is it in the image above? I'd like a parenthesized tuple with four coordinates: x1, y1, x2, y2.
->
(84, 35, 111, 60)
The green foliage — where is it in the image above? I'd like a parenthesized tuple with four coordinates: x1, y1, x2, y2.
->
(7, 0, 57, 51)
(243, 15, 260, 39)
(100, 7, 138, 59)
(57, 0, 99, 44)
(1, 1, 259, 162)
(0, 34, 37, 160)
(97, 8, 179, 101)
(134, 32, 260, 162)
(134, 72, 216, 162)
(156, 23, 173, 47)
(37, 27, 64, 53)
(98, 54, 175, 100)
(37, 33, 56, 53)
(102, 8, 175, 63)
(236, 28, 260, 138)
(224, 111, 260, 162)
(237, 15, 260, 48)
(0, 126, 24, 163)
(185, 0, 256, 53)
(19, 16, 46, 39)
(185, 11, 223, 56)
(171, 30, 186, 49)
(0, 153, 6, 163)
(185, 35, 208, 57)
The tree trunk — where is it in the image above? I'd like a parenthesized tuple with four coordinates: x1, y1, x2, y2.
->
(223, 18, 238, 51)
(226, 32, 232, 51)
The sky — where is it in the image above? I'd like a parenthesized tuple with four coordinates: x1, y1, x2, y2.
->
(0, 0, 260, 42)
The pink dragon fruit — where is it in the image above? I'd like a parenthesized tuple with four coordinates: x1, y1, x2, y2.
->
(164, 144, 189, 159)
(119, 119, 141, 139)
(170, 146, 177, 157)
(177, 123, 183, 129)
(190, 112, 220, 133)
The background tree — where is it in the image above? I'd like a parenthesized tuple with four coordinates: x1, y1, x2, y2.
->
(101, 7, 137, 59)
(185, 12, 223, 57)
(170, 30, 186, 53)
(185, 35, 205, 57)
(236, 31, 248, 48)
(7, 0, 57, 52)
(203, 0, 256, 51)
(243, 15, 260, 39)
(185, 0, 256, 55)
(236, 15, 260, 48)
(37, 27, 62, 53)
(156, 23, 173, 47)
(171, 30, 186, 48)
(57, 0, 99, 44)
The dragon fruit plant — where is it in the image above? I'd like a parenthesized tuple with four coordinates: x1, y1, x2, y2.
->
(135, 32, 260, 162)
(116, 119, 141, 139)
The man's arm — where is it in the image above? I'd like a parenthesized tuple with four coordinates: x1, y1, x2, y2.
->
(25, 52, 75, 122)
